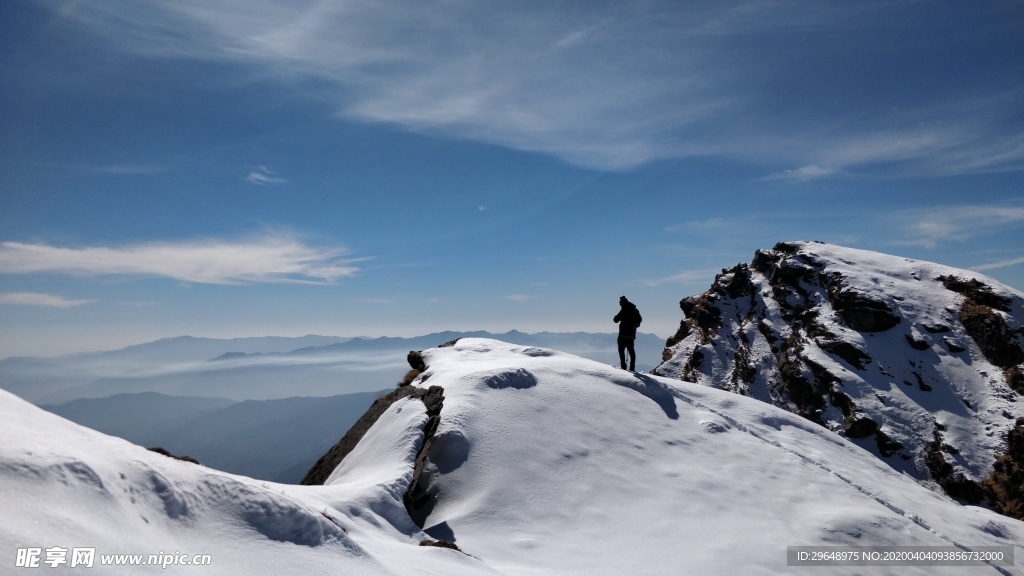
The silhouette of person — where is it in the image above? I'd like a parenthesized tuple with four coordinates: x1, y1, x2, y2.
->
(614, 295, 642, 371)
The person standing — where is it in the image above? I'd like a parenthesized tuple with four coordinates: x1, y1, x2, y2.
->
(614, 295, 642, 371)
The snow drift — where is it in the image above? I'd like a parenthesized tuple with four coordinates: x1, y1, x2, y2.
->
(3, 338, 1021, 574)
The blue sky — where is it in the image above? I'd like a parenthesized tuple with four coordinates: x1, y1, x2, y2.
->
(1, 0, 1022, 358)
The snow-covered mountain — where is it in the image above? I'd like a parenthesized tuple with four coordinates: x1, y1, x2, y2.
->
(654, 241, 1024, 509)
(3, 339, 1020, 575)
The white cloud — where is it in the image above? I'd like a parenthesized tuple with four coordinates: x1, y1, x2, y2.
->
(0, 234, 361, 285)
(44, 1, 1024, 174)
(639, 269, 717, 287)
(760, 165, 836, 182)
(245, 166, 286, 185)
(970, 256, 1024, 272)
(507, 294, 533, 302)
(0, 292, 96, 308)
(893, 204, 1024, 249)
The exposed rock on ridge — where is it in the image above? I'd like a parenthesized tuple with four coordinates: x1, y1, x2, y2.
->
(654, 241, 1024, 514)
(299, 384, 444, 488)
(301, 348, 448, 528)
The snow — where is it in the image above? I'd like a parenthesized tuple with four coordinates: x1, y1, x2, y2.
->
(657, 241, 1024, 486)
(4, 337, 1020, 574)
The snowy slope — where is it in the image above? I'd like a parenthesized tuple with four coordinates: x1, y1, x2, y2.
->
(0, 388, 489, 575)
(3, 339, 1021, 574)
(655, 241, 1024, 502)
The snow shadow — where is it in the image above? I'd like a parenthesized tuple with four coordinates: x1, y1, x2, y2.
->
(612, 373, 679, 420)
(429, 430, 471, 474)
(425, 521, 457, 543)
(484, 368, 538, 390)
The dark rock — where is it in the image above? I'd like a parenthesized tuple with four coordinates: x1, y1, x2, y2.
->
(148, 447, 200, 465)
(687, 295, 723, 335)
(300, 385, 444, 486)
(828, 288, 901, 332)
(983, 418, 1024, 520)
(774, 258, 815, 288)
(959, 300, 1024, 368)
(926, 427, 983, 504)
(779, 341, 825, 421)
(681, 348, 705, 383)
(818, 339, 871, 370)
(831, 391, 856, 417)
(940, 275, 1013, 313)
(407, 351, 427, 371)
(679, 296, 699, 318)
(910, 371, 932, 392)
(1005, 366, 1024, 395)
(923, 323, 951, 334)
(904, 334, 930, 351)
(664, 319, 691, 350)
(773, 241, 800, 254)
(750, 249, 780, 274)
(875, 429, 904, 457)
(943, 337, 967, 353)
(420, 539, 460, 551)
(844, 414, 878, 438)
(721, 265, 753, 299)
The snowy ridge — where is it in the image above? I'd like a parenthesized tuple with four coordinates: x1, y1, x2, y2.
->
(3, 338, 1022, 574)
(410, 340, 1021, 575)
(654, 241, 1024, 503)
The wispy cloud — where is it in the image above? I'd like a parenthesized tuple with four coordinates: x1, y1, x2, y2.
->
(245, 166, 286, 185)
(760, 165, 836, 182)
(0, 292, 96, 308)
(639, 269, 718, 287)
(83, 164, 168, 175)
(970, 256, 1024, 272)
(507, 294, 533, 302)
(45, 1, 1024, 174)
(0, 234, 361, 285)
(664, 217, 742, 235)
(892, 203, 1024, 249)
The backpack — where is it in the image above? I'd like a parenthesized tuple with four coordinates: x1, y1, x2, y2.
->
(631, 305, 642, 328)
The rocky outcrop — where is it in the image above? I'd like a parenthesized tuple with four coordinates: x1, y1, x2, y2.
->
(959, 299, 1024, 369)
(148, 446, 200, 464)
(301, 349, 447, 529)
(829, 288, 901, 332)
(299, 384, 444, 486)
(404, 386, 444, 526)
(654, 241, 1024, 509)
(983, 418, 1024, 520)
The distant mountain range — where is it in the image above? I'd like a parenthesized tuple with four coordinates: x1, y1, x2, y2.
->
(12, 330, 663, 483)
(1, 330, 665, 404)
(42, 391, 382, 483)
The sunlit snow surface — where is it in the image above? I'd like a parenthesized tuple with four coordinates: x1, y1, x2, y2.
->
(2, 339, 1021, 574)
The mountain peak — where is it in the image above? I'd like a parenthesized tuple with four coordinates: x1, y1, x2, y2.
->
(655, 241, 1024, 507)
